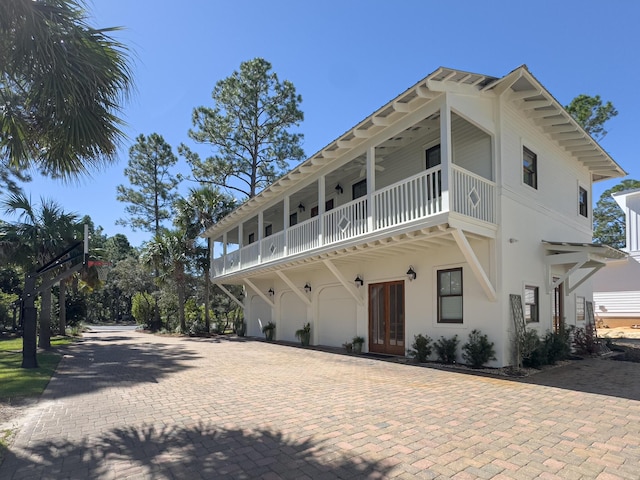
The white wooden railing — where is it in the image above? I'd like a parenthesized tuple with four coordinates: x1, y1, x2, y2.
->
(287, 217, 320, 255)
(451, 165, 496, 224)
(212, 165, 496, 277)
(261, 230, 285, 263)
(374, 168, 442, 230)
(324, 197, 368, 245)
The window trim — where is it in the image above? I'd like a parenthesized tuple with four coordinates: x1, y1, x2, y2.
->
(437, 267, 463, 324)
(425, 143, 442, 170)
(523, 145, 538, 190)
(524, 285, 539, 324)
(578, 186, 589, 218)
(576, 295, 586, 323)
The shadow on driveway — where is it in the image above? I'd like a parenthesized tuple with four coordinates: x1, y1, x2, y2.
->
(2, 422, 391, 479)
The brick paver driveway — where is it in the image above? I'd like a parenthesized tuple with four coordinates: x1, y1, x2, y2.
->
(1, 328, 639, 479)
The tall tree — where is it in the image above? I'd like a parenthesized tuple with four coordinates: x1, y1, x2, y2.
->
(140, 230, 191, 333)
(179, 58, 305, 199)
(0, 190, 79, 348)
(565, 94, 618, 142)
(593, 179, 640, 249)
(0, 0, 132, 180)
(117, 133, 181, 236)
(174, 186, 236, 331)
(117, 133, 181, 330)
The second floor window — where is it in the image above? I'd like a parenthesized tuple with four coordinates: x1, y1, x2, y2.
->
(426, 144, 441, 169)
(352, 179, 367, 200)
(579, 187, 588, 218)
(523, 146, 537, 189)
(289, 212, 298, 226)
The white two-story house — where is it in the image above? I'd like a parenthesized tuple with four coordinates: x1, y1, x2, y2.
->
(203, 65, 626, 366)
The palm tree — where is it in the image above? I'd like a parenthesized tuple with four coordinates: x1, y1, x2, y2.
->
(0, 0, 132, 180)
(140, 230, 192, 333)
(0, 190, 80, 349)
(174, 187, 236, 332)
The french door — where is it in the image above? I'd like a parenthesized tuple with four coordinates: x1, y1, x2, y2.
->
(369, 281, 405, 355)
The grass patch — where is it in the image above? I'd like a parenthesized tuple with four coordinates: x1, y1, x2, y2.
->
(0, 336, 75, 400)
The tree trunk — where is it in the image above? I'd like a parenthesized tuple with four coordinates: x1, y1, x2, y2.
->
(204, 237, 211, 332)
(177, 268, 186, 334)
(39, 276, 52, 349)
(59, 277, 67, 335)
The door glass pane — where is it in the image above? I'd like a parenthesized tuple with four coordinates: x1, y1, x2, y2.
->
(389, 283, 404, 347)
(370, 285, 385, 345)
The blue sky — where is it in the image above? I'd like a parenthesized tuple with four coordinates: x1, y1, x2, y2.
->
(12, 0, 640, 247)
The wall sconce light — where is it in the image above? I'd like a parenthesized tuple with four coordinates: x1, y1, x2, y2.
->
(268, 288, 275, 297)
(355, 275, 364, 287)
(304, 282, 312, 293)
(406, 266, 417, 281)
(335, 183, 343, 194)
(298, 202, 305, 212)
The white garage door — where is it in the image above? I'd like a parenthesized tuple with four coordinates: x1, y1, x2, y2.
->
(280, 291, 306, 342)
(318, 286, 357, 347)
(249, 295, 271, 338)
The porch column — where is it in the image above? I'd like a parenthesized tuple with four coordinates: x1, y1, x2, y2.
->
(440, 94, 452, 212)
(318, 176, 325, 245)
(222, 232, 228, 273)
(238, 223, 243, 268)
(283, 196, 289, 257)
(366, 146, 376, 232)
(258, 212, 264, 263)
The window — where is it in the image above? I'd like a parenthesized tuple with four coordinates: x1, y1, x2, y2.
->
(310, 199, 334, 218)
(523, 146, 537, 189)
(264, 224, 272, 237)
(426, 144, 441, 170)
(579, 187, 588, 218)
(437, 268, 463, 323)
(248, 233, 255, 244)
(524, 286, 539, 323)
(289, 212, 298, 226)
(576, 296, 585, 322)
(352, 179, 367, 200)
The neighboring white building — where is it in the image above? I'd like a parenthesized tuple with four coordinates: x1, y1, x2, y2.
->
(203, 65, 626, 367)
(593, 189, 640, 327)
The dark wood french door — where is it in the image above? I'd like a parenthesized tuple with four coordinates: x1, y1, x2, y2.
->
(369, 281, 405, 355)
(553, 278, 564, 334)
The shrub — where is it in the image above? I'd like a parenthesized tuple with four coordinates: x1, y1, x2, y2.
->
(573, 326, 599, 355)
(434, 335, 459, 364)
(408, 334, 432, 363)
(462, 329, 496, 368)
(543, 330, 571, 365)
(131, 292, 155, 329)
(520, 329, 545, 368)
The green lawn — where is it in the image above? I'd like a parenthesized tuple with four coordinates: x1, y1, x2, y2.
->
(0, 336, 75, 400)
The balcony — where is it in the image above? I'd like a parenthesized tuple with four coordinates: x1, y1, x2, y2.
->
(212, 165, 495, 279)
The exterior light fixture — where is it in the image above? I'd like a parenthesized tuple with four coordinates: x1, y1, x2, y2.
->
(355, 275, 364, 287)
(298, 202, 305, 212)
(304, 282, 312, 293)
(406, 266, 417, 281)
(268, 288, 275, 297)
(335, 184, 343, 194)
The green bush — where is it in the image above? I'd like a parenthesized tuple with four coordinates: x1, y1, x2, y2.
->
(434, 335, 459, 364)
(543, 330, 571, 365)
(573, 326, 599, 355)
(408, 334, 432, 363)
(462, 329, 496, 368)
(131, 292, 155, 328)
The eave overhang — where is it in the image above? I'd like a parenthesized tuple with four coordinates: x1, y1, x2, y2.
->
(202, 66, 497, 241)
(486, 66, 626, 183)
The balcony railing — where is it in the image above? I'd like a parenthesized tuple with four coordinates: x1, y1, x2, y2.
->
(212, 166, 495, 277)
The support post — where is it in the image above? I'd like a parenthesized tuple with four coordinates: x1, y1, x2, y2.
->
(22, 275, 38, 368)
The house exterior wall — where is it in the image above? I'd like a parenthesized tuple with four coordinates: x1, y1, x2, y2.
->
(209, 67, 624, 367)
